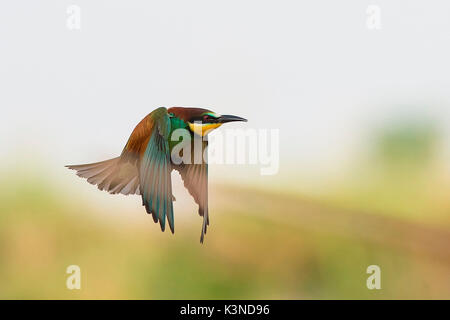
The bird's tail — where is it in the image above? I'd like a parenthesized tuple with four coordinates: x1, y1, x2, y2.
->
(66, 157, 140, 195)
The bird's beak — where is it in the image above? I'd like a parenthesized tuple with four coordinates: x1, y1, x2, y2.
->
(217, 114, 248, 123)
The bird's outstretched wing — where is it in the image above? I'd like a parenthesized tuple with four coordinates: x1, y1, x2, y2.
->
(135, 107, 175, 233)
(174, 140, 209, 243)
(66, 157, 140, 195)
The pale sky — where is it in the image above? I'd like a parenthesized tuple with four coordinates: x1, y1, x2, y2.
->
(1, 1, 450, 186)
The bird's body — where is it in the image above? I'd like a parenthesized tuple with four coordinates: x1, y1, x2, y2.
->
(67, 107, 246, 243)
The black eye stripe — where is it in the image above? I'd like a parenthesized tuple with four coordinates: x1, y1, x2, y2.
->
(191, 115, 218, 123)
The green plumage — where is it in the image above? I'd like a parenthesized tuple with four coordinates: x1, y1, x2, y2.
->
(140, 108, 174, 232)
(139, 110, 194, 233)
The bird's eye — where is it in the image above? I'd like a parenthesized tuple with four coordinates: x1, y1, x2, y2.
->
(203, 115, 210, 122)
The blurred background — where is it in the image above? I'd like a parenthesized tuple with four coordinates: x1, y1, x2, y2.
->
(0, 0, 449, 299)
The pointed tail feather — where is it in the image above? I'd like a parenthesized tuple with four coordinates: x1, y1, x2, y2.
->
(66, 157, 140, 195)
(200, 209, 209, 244)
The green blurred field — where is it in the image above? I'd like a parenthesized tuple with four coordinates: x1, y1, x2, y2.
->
(0, 162, 449, 299)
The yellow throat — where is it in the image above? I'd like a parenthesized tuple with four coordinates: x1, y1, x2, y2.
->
(188, 122, 223, 136)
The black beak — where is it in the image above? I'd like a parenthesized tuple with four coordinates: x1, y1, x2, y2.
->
(218, 114, 248, 123)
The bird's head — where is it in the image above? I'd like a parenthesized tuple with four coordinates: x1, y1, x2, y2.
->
(168, 107, 247, 136)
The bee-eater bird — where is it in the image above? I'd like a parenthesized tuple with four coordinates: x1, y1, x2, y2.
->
(66, 107, 247, 243)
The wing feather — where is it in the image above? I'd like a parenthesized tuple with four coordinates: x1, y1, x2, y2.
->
(174, 140, 209, 243)
(139, 107, 175, 233)
(66, 157, 140, 196)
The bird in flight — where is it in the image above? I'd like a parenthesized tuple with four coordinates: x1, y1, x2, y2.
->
(66, 107, 247, 243)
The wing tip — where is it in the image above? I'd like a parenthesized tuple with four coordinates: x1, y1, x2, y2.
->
(200, 208, 210, 244)
(159, 219, 166, 232)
